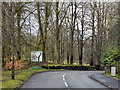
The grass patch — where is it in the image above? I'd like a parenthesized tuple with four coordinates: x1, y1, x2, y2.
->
(105, 73, 120, 79)
(2, 66, 48, 89)
(2, 80, 23, 88)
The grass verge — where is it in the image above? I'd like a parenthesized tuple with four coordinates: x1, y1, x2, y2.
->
(2, 66, 48, 89)
(105, 73, 120, 79)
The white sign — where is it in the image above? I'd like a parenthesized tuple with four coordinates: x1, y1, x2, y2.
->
(31, 51, 42, 62)
(111, 67, 116, 76)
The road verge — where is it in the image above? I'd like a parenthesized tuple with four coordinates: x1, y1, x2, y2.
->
(89, 74, 118, 90)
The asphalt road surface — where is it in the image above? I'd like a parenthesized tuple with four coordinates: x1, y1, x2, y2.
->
(21, 71, 111, 89)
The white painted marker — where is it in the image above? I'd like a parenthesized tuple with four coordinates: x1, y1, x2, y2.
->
(64, 82, 68, 87)
(63, 77, 65, 81)
(63, 73, 66, 78)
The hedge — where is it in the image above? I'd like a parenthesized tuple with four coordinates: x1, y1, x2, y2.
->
(42, 65, 103, 70)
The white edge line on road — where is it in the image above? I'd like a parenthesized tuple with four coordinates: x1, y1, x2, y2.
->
(64, 82, 68, 87)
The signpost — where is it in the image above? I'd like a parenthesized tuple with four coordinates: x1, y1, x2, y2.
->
(31, 51, 42, 62)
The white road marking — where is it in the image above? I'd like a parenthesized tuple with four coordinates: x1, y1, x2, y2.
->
(63, 73, 66, 78)
(63, 73, 69, 88)
(63, 77, 65, 81)
(64, 82, 68, 87)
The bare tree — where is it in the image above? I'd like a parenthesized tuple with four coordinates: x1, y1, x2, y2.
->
(90, 2, 96, 66)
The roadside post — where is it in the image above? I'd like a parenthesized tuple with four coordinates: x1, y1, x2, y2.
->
(111, 67, 116, 76)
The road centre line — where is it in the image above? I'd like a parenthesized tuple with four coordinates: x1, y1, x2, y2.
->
(63, 77, 65, 81)
(63, 73, 69, 88)
(64, 82, 68, 87)
(63, 73, 66, 78)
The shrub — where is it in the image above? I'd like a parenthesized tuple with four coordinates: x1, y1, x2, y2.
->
(42, 65, 102, 70)
(32, 66, 41, 70)
(5, 60, 25, 70)
(101, 48, 120, 67)
(117, 62, 120, 74)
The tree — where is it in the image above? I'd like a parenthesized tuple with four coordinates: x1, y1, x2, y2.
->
(77, 3, 85, 65)
(70, 2, 77, 65)
(37, 2, 51, 63)
(90, 2, 96, 66)
(11, 2, 15, 79)
(1, 1, 119, 70)
(117, 1, 120, 75)
(55, 2, 60, 63)
(2, 2, 6, 67)
(37, 2, 44, 62)
(16, 2, 23, 60)
(95, 1, 102, 66)
(101, 48, 120, 67)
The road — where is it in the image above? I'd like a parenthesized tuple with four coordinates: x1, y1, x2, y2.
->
(21, 71, 111, 89)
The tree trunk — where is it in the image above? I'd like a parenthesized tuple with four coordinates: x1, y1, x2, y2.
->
(17, 8, 21, 60)
(43, 2, 49, 63)
(79, 4, 84, 65)
(55, 2, 60, 63)
(16, 3, 24, 61)
(52, 45, 54, 63)
(2, 3, 6, 67)
(96, 2, 101, 65)
(90, 3, 95, 66)
(117, 1, 120, 75)
(37, 2, 45, 62)
(10, 2, 15, 79)
(70, 2, 75, 65)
